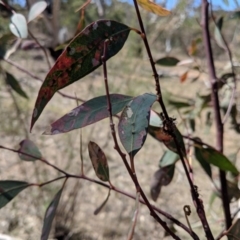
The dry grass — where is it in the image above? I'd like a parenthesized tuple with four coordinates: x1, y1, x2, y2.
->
(0, 46, 239, 240)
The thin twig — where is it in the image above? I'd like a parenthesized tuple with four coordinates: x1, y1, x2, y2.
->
(201, 0, 231, 229)
(3, 58, 85, 103)
(28, 30, 51, 69)
(0, 145, 67, 176)
(0, 144, 199, 239)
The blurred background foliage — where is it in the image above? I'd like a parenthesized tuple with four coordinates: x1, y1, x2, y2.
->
(1, 0, 239, 58)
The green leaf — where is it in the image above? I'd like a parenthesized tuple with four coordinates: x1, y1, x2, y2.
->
(43, 94, 133, 135)
(0, 34, 16, 59)
(149, 110, 163, 127)
(229, 11, 240, 20)
(159, 150, 179, 168)
(227, 180, 240, 201)
(88, 141, 109, 181)
(222, 0, 229, 6)
(0, 181, 29, 209)
(155, 57, 180, 67)
(9, 13, 28, 38)
(41, 188, 63, 240)
(189, 94, 211, 119)
(220, 72, 234, 82)
(194, 145, 212, 178)
(195, 144, 238, 175)
(94, 189, 111, 215)
(214, 16, 225, 49)
(28, 1, 47, 23)
(189, 118, 195, 132)
(227, 219, 240, 240)
(118, 93, 156, 158)
(18, 139, 42, 161)
(168, 99, 192, 109)
(5, 71, 28, 99)
(31, 20, 131, 130)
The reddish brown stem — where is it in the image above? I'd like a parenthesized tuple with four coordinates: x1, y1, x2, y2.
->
(0, 144, 198, 239)
(101, 40, 182, 240)
(132, 0, 213, 238)
(201, 0, 231, 229)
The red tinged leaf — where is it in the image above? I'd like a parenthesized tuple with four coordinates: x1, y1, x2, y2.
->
(88, 141, 109, 181)
(43, 94, 133, 135)
(31, 20, 131, 130)
(148, 113, 186, 157)
(118, 93, 156, 158)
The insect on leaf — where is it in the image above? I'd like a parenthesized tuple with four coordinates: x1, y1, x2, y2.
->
(118, 93, 156, 158)
(44, 94, 133, 135)
(0, 181, 29, 209)
(30, 20, 131, 130)
(41, 188, 63, 240)
(28, 1, 47, 23)
(5, 71, 28, 99)
(18, 139, 42, 161)
(137, 0, 171, 16)
(88, 141, 109, 181)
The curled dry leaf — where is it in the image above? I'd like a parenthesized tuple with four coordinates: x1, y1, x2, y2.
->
(88, 141, 109, 181)
(137, 0, 171, 16)
(150, 165, 175, 201)
(180, 71, 188, 83)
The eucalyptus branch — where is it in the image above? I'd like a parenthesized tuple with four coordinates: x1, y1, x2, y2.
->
(0, 145, 68, 176)
(0, 144, 198, 239)
(101, 40, 182, 240)
(201, 0, 231, 229)
(132, 0, 213, 238)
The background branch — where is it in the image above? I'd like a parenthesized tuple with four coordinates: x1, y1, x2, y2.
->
(201, 0, 231, 229)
